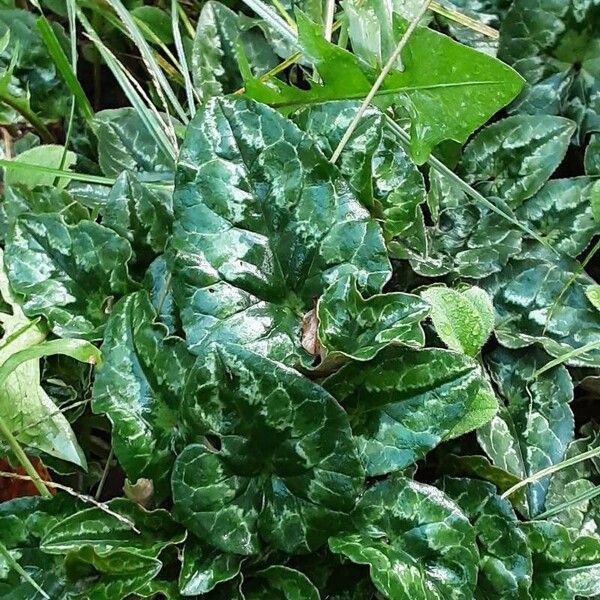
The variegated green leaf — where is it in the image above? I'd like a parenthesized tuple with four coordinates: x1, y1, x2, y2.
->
(92, 291, 193, 498)
(170, 96, 390, 365)
(5, 214, 136, 339)
(329, 478, 479, 600)
(324, 346, 495, 475)
(316, 275, 430, 362)
(41, 498, 186, 558)
(478, 347, 574, 518)
(172, 343, 364, 555)
(523, 521, 600, 600)
(483, 243, 600, 367)
(440, 477, 532, 599)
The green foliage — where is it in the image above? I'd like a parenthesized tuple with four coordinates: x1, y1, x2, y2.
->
(1, 2, 599, 599)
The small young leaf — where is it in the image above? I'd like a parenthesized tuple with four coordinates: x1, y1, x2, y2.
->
(420, 284, 494, 356)
(317, 275, 430, 361)
(4, 145, 76, 189)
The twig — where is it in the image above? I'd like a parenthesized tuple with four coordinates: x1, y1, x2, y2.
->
(0, 471, 140, 533)
(330, 0, 433, 164)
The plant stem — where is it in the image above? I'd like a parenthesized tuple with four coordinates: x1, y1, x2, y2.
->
(330, 0, 432, 164)
(0, 416, 52, 498)
(0, 94, 54, 144)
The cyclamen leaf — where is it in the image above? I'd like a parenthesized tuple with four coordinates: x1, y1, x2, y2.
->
(316, 275, 430, 361)
(172, 343, 364, 555)
(5, 214, 136, 339)
(483, 243, 600, 367)
(192, 1, 279, 100)
(179, 537, 243, 596)
(293, 101, 427, 255)
(41, 498, 185, 558)
(523, 521, 600, 600)
(440, 477, 532, 600)
(587, 286, 600, 314)
(92, 291, 193, 498)
(244, 566, 320, 600)
(94, 108, 176, 178)
(586, 134, 600, 176)
(420, 285, 494, 356)
(324, 346, 495, 476)
(329, 478, 479, 600)
(64, 547, 162, 600)
(499, 0, 600, 141)
(478, 348, 574, 518)
(102, 171, 173, 261)
(245, 11, 523, 163)
(515, 178, 600, 257)
(170, 96, 390, 365)
(458, 115, 576, 208)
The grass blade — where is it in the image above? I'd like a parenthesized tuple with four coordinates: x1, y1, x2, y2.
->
(35, 15, 94, 126)
(0, 542, 50, 598)
(171, 0, 197, 117)
(105, 0, 189, 124)
(239, 0, 298, 44)
(76, 9, 177, 161)
(0, 159, 115, 185)
(502, 446, 600, 500)
(535, 486, 600, 521)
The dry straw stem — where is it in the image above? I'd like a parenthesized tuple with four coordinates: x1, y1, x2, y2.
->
(0, 471, 140, 533)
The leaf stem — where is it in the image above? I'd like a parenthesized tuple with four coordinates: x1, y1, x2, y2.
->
(502, 446, 600, 500)
(0, 93, 55, 144)
(0, 542, 50, 599)
(330, 0, 433, 164)
(0, 417, 52, 498)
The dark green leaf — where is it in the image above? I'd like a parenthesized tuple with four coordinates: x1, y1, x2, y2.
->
(316, 275, 430, 361)
(483, 243, 600, 367)
(41, 498, 185, 558)
(440, 477, 532, 599)
(499, 0, 600, 141)
(244, 566, 320, 600)
(477, 348, 574, 517)
(94, 108, 176, 178)
(329, 477, 479, 600)
(170, 96, 390, 365)
(172, 343, 364, 555)
(179, 537, 242, 596)
(523, 521, 600, 600)
(92, 291, 193, 498)
(5, 214, 135, 339)
(458, 115, 575, 208)
(324, 346, 496, 475)
(102, 171, 173, 261)
(192, 1, 279, 100)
